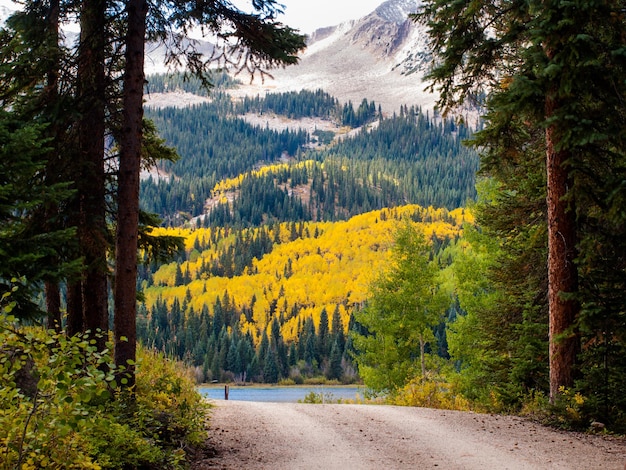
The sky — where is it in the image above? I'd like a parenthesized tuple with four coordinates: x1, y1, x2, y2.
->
(236, 1, 384, 34)
(0, 0, 385, 35)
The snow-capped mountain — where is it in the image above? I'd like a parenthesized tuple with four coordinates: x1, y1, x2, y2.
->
(375, 0, 421, 24)
(229, 0, 436, 114)
(0, 1, 15, 23)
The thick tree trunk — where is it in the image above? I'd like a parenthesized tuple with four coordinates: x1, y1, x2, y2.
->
(45, 280, 62, 332)
(43, 0, 62, 334)
(545, 92, 580, 402)
(77, 0, 108, 349)
(44, 281, 61, 333)
(66, 281, 83, 335)
(114, 0, 148, 388)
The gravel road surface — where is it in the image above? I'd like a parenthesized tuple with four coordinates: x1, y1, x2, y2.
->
(192, 400, 626, 469)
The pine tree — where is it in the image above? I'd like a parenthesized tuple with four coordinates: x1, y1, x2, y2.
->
(288, 342, 298, 367)
(263, 347, 279, 383)
(316, 307, 330, 361)
(331, 306, 345, 353)
(327, 339, 343, 381)
(258, 330, 270, 372)
(0, 112, 76, 318)
(416, 0, 626, 404)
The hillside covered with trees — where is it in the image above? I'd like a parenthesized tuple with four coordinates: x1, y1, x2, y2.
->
(137, 205, 471, 384)
(142, 81, 478, 225)
(139, 61, 626, 432)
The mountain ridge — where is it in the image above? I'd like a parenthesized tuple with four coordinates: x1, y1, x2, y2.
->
(141, 0, 435, 114)
(230, 0, 434, 114)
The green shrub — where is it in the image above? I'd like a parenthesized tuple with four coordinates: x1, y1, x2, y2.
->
(298, 391, 340, 404)
(303, 376, 332, 385)
(0, 287, 208, 470)
(519, 388, 590, 431)
(134, 348, 210, 451)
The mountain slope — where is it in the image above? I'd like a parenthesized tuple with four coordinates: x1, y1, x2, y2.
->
(142, 95, 477, 223)
(2, 0, 432, 113)
(139, 205, 470, 382)
(230, 0, 433, 114)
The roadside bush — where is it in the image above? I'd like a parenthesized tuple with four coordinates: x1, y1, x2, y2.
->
(519, 388, 592, 431)
(299, 391, 340, 404)
(134, 347, 210, 451)
(0, 287, 208, 469)
(390, 377, 471, 411)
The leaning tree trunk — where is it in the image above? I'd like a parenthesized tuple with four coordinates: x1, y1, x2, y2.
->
(77, 0, 109, 350)
(114, 0, 148, 388)
(545, 89, 580, 402)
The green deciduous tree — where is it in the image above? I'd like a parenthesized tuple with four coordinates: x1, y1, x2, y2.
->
(353, 221, 448, 394)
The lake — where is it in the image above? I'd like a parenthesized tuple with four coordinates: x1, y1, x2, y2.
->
(199, 385, 365, 403)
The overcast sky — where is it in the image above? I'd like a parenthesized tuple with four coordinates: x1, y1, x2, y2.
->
(236, 1, 384, 34)
(282, 1, 383, 33)
(0, 0, 384, 35)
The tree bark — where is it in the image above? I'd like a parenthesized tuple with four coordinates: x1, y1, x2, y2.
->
(114, 0, 148, 388)
(77, 0, 108, 349)
(545, 90, 580, 402)
(66, 281, 84, 336)
(45, 281, 62, 332)
(43, 0, 62, 334)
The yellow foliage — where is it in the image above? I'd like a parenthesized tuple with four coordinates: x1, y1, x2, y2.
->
(391, 377, 472, 411)
(144, 205, 471, 345)
(211, 160, 318, 197)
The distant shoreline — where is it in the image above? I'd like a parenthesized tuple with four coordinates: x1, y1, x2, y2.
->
(198, 383, 362, 389)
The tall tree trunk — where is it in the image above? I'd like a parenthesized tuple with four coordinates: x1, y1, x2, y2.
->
(43, 0, 62, 334)
(45, 280, 62, 332)
(77, 0, 108, 349)
(114, 0, 147, 388)
(66, 281, 84, 335)
(545, 89, 580, 402)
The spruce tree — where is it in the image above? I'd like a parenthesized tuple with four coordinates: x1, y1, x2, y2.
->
(331, 306, 345, 353)
(263, 347, 280, 383)
(0, 112, 76, 318)
(316, 307, 329, 361)
(328, 339, 343, 381)
(416, 0, 626, 405)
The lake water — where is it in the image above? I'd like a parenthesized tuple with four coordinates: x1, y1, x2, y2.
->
(199, 385, 365, 403)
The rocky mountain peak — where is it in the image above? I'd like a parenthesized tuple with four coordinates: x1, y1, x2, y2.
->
(143, 0, 437, 114)
(234, 0, 435, 114)
(374, 0, 421, 24)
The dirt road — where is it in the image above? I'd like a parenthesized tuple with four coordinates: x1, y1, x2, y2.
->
(193, 400, 626, 469)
